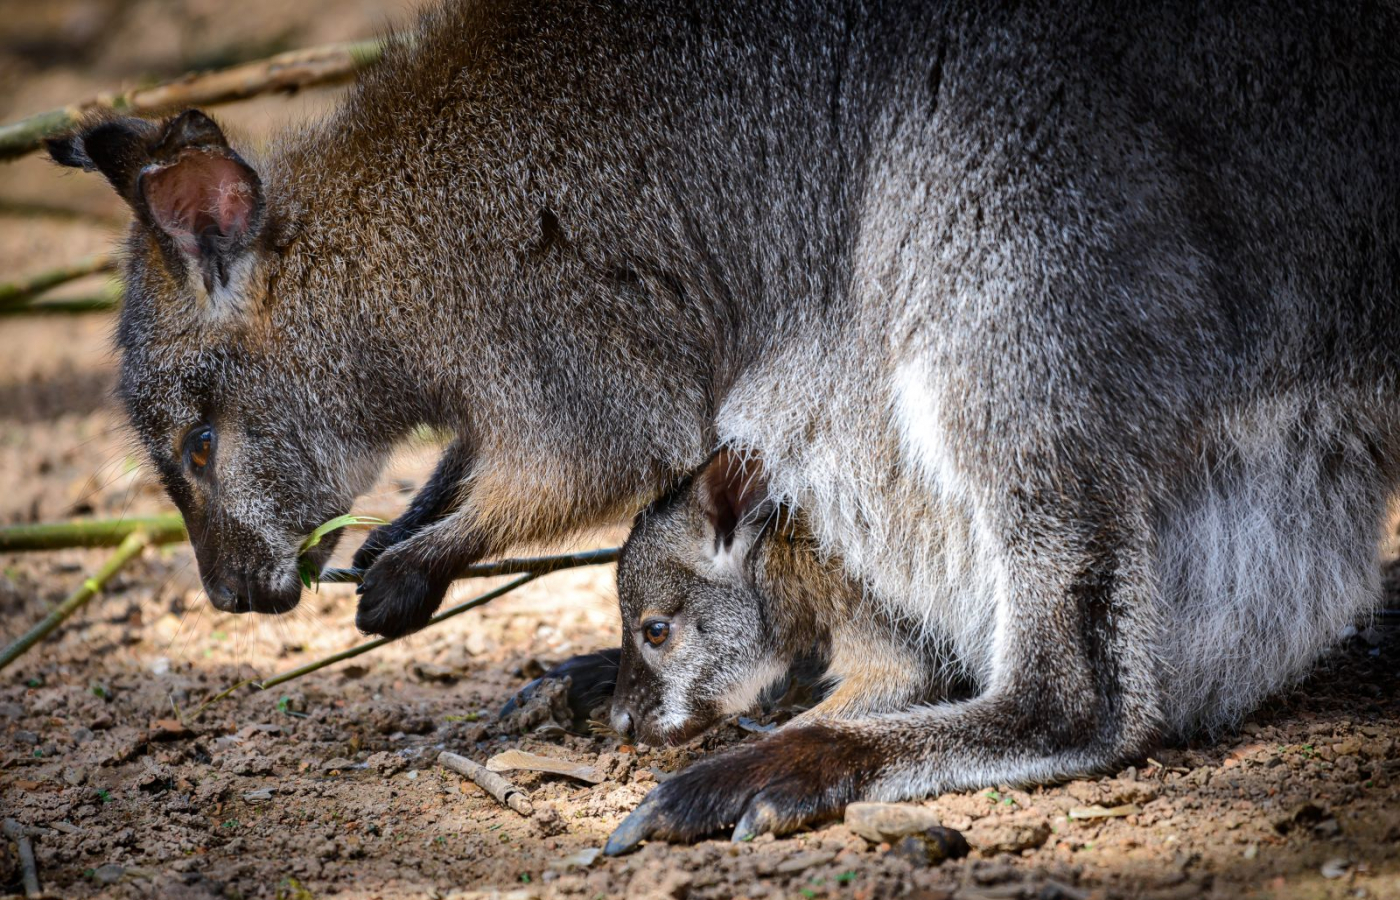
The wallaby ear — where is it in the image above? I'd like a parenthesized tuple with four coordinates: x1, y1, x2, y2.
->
(138, 111, 264, 294)
(46, 116, 162, 204)
(697, 448, 768, 551)
(48, 109, 264, 297)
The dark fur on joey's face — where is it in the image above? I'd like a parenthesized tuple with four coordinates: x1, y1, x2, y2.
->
(610, 455, 789, 745)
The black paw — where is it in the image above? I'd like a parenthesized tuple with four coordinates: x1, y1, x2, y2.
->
(604, 723, 866, 854)
(351, 520, 416, 572)
(500, 648, 621, 732)
(354, 546, 450, 638)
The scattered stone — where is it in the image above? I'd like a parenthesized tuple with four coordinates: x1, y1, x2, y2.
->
(14, 730, 39, 745)
(320, 757, 357, 773)
(0, 702, 23, 718)
(1320, 858, 1352, 880)
(887, 828, 971, 866)
(411, 662, 459, 684)
(242, 788, 274, 802)
(844, 802, 943, 843)
(1067, 804, 1141, 820)
(773, 850, 837, 874)
(555, 847, 602, 870)
(366, 751, 407, 776)
(532, 803, 568, 837)
(93, 863, 125, 885)
(221, 754, 274, 776)
(965, 812, 1053, 854)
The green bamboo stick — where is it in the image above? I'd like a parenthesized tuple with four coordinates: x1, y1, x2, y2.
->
(0, 254, 114, 311)
(0, 294, 120, 316)
(0, 514, 186, 552)
(0, 530, 151, 672)
(0, 37, 395, 162)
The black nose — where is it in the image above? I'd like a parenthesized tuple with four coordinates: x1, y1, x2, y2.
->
(204, 573, 300, 615)
(206, 578, 244, 613)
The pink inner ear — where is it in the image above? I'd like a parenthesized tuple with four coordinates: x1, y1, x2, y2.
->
(142, 151, 257, 258)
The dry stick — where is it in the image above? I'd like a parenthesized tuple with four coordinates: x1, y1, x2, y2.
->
(439, 751, 534, 816)
(253, 572, 539, 691)
(0, 37, 394, 162)
(318, 546, 621, 584)
(0, 514, 186, 552)
(2, 819, 40, 898)
(183, 572, 542, 722)
(0, 253, 114, 311)
(0, 530, 152, 673)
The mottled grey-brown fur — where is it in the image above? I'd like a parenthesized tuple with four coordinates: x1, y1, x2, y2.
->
(47, 0, 1400, 849)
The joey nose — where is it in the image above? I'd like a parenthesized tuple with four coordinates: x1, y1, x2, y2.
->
(611, 708, 634, 741)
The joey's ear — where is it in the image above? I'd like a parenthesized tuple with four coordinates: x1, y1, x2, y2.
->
(697, 448, 768, 550)
(49, 109, 265, 297)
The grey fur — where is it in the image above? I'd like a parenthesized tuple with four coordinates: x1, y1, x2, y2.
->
(48, 0, 1400, 841)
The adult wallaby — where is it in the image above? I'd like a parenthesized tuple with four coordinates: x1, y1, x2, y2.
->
(49, 0, 1400, 849)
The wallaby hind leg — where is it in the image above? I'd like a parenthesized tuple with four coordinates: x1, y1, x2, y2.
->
(606, 496, 1164, 850)
(352, 437, 475, 571)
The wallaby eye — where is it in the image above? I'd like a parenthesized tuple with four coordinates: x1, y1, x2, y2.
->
(642, 619, 671, 647)
(184, 426, 214, 474)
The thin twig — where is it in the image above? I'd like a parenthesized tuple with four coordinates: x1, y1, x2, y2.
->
(439, 751, 534, 816)
(2, 819, 40, 898)
(318, 547, 621, 584)
(185, 572, 542, 720)
(0, 37, 397, 162)
(0, 530, 152, 673)
(0, 253, 114, 312)
(255, 572, 539, 691)
(0, 514, 186, 552)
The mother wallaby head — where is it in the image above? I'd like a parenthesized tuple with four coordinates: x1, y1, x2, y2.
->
(49, 110, 387, 614)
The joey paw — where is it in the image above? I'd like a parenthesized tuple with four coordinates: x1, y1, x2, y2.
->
(500, 647, 622, 731)
(604, 722, 866, 854)
(354, 545, 450, 638)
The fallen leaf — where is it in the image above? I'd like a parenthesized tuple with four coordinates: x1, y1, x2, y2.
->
(485, 749, 603, 784)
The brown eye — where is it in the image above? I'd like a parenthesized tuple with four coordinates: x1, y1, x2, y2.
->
(185, 426, 213, 473)
(643, 619, 670, 647)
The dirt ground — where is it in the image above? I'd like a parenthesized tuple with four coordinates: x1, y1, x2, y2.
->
(4, 3, 1400, 899)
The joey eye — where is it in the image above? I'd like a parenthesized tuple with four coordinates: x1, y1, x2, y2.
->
(185, 426, 213, 474)
(642, 619, 671, 647)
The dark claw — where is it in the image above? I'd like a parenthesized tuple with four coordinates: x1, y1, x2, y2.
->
(605, 793, 662, 855)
